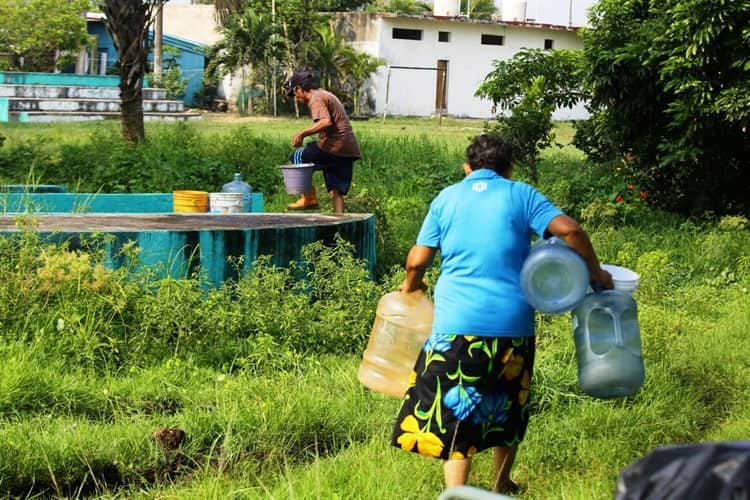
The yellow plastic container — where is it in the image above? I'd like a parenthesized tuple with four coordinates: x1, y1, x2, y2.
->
(358, 291, 434, 397)
(173, 190, 208, 213)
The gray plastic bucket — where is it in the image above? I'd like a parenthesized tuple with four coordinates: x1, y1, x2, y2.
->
(279, 163, 316, 194)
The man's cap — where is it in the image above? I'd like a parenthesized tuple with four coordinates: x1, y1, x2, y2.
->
(283, 71, 314, 97)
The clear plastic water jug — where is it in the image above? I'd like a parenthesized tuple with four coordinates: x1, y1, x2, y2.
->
(221, 173, 252, 212)
(573, 290, 645, 399)
(358, 291, 434, 397)
(521, 237, 590, 314)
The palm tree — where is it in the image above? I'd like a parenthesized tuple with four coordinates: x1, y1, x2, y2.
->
(301, 23, 356, 90)
(301, 23, 383, 113)
(213, 0, 249, 26)
(99, 0, 167, 144)
(205, 8, 286, 113)
(346, 51, 384, 116)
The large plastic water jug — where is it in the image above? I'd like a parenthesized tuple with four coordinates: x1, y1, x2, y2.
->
(572, 290, 645, 399)
(521, 237, 590, 314)
(358, 291, 434, 397)
(221, 173, 252, 212)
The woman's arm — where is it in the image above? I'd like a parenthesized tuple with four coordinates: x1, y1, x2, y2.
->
(398, 245, 437, 294)
(547, 215, 614, 289)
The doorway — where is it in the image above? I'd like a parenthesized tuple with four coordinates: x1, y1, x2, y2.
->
(435, 59, 448, 113)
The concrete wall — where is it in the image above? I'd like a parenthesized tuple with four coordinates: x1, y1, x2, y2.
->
(156, 4, 242, 105)
(0, 71, 121, 87)
(343, 14, 587, 120)
(162, 4, 221, 45)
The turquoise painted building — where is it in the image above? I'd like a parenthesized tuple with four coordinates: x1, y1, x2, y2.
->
(86, 17, 206, 106)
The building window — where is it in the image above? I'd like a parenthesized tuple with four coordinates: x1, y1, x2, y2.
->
(438, 31, 451, 42)
(392, 28, 423, 41)
(481, 34, 504, 46)
(544, 39, 554, 49)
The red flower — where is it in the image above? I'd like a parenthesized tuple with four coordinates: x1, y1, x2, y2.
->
(640, 191, 647, 200)
(616, 195, 624, 203)
(627, 184, 634, 190)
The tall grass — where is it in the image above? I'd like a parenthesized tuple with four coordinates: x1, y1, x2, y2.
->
(0, 118, 748, 498)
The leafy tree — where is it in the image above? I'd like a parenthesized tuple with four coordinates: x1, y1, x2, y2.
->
(211, 0, 248, 25)
(579, 0, 750, 215)
(99, 0, 168, 144)
(345, 50, 384, 116)
(376, 0, 430, 15)
(461, 0, 496, 20)
(476, 48, 586, 181)
(205, 8, 286, 113)
(0, 0, 93, 72)
(300, 23, 356, 91)
(210, 0, 372, 24)
(147, 46, 188, 99)
(206, 2, 382, 115)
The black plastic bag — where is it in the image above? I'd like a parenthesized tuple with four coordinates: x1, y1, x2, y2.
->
(615, 441, 750, 500)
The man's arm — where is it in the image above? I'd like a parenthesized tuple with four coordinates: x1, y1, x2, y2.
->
(292, 117, 332, 147)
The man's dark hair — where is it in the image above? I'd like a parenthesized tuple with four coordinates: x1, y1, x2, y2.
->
(298, 72, 319, 91)
(466, 134, 513, 174)
(284, 71, 320, 96)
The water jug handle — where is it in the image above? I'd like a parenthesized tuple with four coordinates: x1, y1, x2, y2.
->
(581, 306, 620, 354)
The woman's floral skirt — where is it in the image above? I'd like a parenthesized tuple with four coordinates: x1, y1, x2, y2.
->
(390, 333, 535, 460)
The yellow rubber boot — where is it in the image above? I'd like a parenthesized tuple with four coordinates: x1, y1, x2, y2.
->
(287, 187, 319, 210)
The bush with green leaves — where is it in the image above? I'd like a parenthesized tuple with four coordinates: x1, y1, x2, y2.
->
(0, 0, 92, 72)
(476, 48, 586, 182)
(579, 0, 750, 216)
(0, 124, 287, 196)
(0, 230, 382, 373)
(147, 46, 189, 100)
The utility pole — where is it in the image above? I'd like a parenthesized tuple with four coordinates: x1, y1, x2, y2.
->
(154, 3, 163, 83)
(568, 0, 573, 26)
(272, 0, 277, 116)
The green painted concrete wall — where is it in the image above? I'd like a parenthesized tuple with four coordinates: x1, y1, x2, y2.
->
(0, 71, 149, 88)
(1, 192, 265, 214)
(24, 215, 376, 286)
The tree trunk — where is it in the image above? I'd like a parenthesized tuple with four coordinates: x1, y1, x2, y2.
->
(120, 73, 146, 144)
(100, 0, 164, 144)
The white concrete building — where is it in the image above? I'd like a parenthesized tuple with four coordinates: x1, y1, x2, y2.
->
(336, 10, 587, 120)
(498, 0, 597, 27)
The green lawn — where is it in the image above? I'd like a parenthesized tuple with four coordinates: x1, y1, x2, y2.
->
(0, 116, 748, 499)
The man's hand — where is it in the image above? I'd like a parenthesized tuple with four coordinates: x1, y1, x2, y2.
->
(292, 133, 304, 147)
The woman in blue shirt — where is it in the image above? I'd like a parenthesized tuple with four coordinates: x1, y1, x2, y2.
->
(390, 134, 613, 494)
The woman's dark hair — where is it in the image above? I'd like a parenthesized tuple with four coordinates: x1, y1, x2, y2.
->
(466, 134, 513, 175)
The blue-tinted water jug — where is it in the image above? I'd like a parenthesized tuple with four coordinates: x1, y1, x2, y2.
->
(521, 237, 590, 314)
(221, 173, 252, 212)
(573, 290, 645, 399)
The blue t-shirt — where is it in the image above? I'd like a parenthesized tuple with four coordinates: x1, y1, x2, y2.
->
(416, 169, 563, 337)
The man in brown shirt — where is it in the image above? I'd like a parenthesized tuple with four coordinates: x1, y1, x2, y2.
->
(284, 71, 361, 213)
